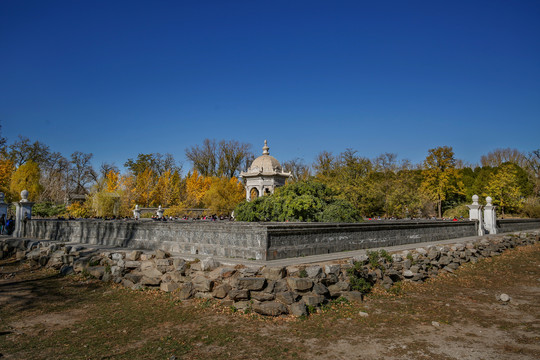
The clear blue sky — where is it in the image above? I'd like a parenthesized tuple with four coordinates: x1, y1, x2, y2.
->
(1, 0, 539, 171)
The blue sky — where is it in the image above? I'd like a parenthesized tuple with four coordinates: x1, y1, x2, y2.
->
(1, 0, 539, 172)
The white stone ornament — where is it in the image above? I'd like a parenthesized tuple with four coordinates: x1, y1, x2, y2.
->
(21, 189, 29, 202)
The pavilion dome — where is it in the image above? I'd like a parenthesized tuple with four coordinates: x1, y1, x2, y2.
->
(246, 140, 285, 175)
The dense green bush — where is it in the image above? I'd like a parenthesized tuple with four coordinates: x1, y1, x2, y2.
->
(234, 180, 362, 222)
(521, 197, 540, 218)
(32, 202, 67, 218)
(443, 204, 469, 219)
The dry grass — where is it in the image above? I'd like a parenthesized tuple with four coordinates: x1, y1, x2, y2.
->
(1, 243, 539, 359)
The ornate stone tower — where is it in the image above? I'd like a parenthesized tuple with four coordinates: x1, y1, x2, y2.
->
(240, 140, 291, 201)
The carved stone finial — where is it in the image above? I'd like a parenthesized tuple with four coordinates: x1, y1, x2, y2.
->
(472, 194, 479, 205)
(486, 196, 493, 206)
(262, 140, 269, 155)
(20, 190, 29, 202)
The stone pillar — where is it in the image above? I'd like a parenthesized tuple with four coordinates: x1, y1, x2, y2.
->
(156, 205, 164, 219)
(467, 194, 484, 236)
(483, 196, 497, 234)
(13, 190, 34, 238)
(133, 204, 141, 220)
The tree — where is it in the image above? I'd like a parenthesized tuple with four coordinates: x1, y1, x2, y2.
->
(203, 177, 245, 215)
(185, 139, 253, 178)
(152, 169, 182, 207)
(481, 148, 527, 168)
(313, 151, 336, 180)
(133, 168, 156, 207)
(484, 163, 523, 217)
(8, 135, 51, 167)
(420, 146, 463, 218)
(282, 158, 311, 183)
(70, 151, 97, 195)
(9, 160, 42, 201)
(525, 149, 540, 197)
(124, 153, 180, 177)
(39, 152, 70, 203)
(218, 140, 253, 178)
(184, 170, 212, 208)
(0, 158, 14, 201)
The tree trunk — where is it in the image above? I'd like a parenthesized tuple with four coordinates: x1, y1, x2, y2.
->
(438, 199, 442, 219)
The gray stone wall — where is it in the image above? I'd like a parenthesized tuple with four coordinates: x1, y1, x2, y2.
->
(22, 220, 269, 260)
(497, 219, 540, 233)
(265, 221, 478, 260)
(21, 219, 540, 261)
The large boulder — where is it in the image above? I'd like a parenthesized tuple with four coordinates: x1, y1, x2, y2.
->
(287, 278, 313, 292)
(212, 284, 231, 299)
(192, 275, 214, 292)
(261, 266, 286, 281)
(200, 257, 220, 271)
(252, 301, 288, 316)
(237, 277, 266, 291)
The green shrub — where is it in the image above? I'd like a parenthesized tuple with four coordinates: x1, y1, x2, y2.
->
(443, 204, 469, 219)
(521, 197, 540, 218)
(234, 180, 362, 223)
(349, 276, 372, 293)
(32, 202, 67, 218)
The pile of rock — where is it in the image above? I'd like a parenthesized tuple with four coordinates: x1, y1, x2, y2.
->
(1, 231, 538, 317)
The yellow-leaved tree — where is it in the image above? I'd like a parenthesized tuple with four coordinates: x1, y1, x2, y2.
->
(484, 163, 522, 218)
(0, 158, 15, 201)
(420, 146, 463, 218)
(152, 169, 182, 207)
(106, 170, 120, 192)
(203, 176, 245, 215)
(133, 168, 156, 207)
(185, 170, 212, 208)
(9, 160, 43, 201)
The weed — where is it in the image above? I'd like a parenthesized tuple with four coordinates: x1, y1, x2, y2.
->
(104, 263, 111, 274)
(306, 305, 317, 314)
(299, 269, 308, 278)
(349, 276, 373, 293)
(379, 249, 393, 263)
(331, 296, 350, 305)
(81, 269, 91, 278)
(406, 253, 416, 265)
(89, 259, 101, 267)
(229, 305, 238, 313)
(388, 281, 403, 296)
(199, 298, 213, 309)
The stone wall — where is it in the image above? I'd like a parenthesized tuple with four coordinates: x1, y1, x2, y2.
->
(265, 221, 477, 260)
(2, 230, 539, 317)
(497, 219, 540, 233)
(22, 220, 269, 260)
(21, 219, 540, 261)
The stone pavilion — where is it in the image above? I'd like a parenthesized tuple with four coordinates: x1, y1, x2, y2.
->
(240, 140, 291, 200)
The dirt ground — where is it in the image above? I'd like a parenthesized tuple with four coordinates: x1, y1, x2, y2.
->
(1, 243, 539, 360)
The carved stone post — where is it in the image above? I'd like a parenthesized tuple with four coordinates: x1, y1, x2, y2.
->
(13, 190, 34, 238)
(483, 196, 497, 234)
(156, 205, 164, 219)
(467, 194, 484, 236)
(133, 204, 141, 220)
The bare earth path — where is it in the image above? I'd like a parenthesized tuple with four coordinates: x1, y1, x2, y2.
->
(1, 243, 539, 360)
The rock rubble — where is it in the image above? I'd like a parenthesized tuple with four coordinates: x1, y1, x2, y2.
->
(1, 230, 538, 316)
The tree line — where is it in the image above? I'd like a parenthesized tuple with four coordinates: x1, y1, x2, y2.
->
(1, 126, 538, 220)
